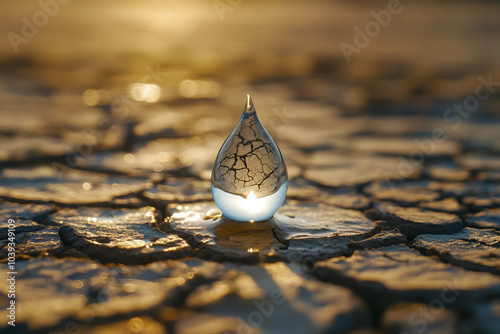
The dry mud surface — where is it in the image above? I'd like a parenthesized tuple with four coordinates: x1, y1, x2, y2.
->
(1, 1, 500, 333)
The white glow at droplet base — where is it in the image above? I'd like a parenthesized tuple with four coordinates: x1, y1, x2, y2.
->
(211, 181, 287, 222)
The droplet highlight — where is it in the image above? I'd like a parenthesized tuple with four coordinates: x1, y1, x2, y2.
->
(211, 95, 288, 221)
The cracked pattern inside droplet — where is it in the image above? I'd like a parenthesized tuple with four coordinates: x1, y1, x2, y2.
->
(212, 113, 287, 198)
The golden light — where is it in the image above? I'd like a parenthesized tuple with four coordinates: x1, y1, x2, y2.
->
(129, 83, 161, 103)
(157, 151, 170, 162)
(128, 317, 144, 331)
(178, 79, 197, 98)
(124, 153, 135, 164)
(179, 79, 220, 98)
(123, 283, 137, 293)
(82, 89, 99, 106)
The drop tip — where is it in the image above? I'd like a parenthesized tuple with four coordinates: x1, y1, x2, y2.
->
(244, 94, 256, 113)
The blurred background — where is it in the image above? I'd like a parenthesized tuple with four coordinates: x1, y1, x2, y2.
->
(0, 0, 499, 184)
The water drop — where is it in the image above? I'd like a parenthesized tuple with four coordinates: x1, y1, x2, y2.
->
(211, 95, 288, 222)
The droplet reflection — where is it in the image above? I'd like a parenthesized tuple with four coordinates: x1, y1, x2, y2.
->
(211, 95, 287, 222)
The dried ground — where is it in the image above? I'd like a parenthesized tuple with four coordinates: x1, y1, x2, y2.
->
(0, 1, 500, 333)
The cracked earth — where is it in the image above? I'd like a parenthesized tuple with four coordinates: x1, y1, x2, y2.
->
(1, 1, 500, 333)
